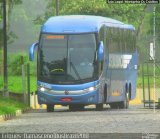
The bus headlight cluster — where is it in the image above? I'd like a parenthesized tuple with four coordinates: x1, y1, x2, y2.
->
(84, 85, 99, 92)
(40, 87, 45, 92)
(88, 87, 96, 91)
(39, 87, 50, 92)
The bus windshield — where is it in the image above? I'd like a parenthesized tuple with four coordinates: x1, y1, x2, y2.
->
(38, 33, 97, 84)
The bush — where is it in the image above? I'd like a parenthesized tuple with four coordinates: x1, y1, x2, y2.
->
(0, 97, 28, 115)
(8, 53, 27, 75)
(8, 53, 36, 76)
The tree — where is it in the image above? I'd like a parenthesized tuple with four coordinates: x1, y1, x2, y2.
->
(0, 0, 22, 49)
(155, 5, 160, 43)
(34, 0, 146, 35)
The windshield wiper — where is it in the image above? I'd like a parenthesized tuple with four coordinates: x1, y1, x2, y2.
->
(70, 61, 82, 81)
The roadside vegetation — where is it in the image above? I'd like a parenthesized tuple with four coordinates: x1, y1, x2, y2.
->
(0, 53, 37, 93)
(0, 76, 36, 93)
(0, 97, 28, 115)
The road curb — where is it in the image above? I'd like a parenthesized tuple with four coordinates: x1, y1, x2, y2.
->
(0, 108, 31, 122)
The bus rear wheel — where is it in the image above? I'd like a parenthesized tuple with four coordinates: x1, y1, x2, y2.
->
(119, 93, 129, 109)
(96, 103, 103, 111)
(47, 105, 54, 112)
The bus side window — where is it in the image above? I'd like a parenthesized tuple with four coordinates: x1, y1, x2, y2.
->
(99, 26, 105, 42)
(119, 28, 123, 53)
(124, 30, 130, 53)
(109, 28, 115, 53)
(132, 31, 136, 51)
(121, 29, 125, 53)
(124, 29, 127, 53)
(109, 27, 121, 53)
(125, 30, 136, 53)
(106, 27, 111, 55)
(128, 30, 132, 53)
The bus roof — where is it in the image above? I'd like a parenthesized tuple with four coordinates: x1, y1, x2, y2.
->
(41, 15, 135, 34)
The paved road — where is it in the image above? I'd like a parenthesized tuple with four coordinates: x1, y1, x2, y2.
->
(0, 105, 160, 138)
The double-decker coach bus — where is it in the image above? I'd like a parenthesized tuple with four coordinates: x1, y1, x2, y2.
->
(29, 15, 137, 112)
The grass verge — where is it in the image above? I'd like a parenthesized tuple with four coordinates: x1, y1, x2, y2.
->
(0, 97, 28, 115)
(0, 76, 37, 93)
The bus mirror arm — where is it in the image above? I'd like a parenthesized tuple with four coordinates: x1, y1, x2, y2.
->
(98, 41, 104, 61)
(29, 42, 38, 61)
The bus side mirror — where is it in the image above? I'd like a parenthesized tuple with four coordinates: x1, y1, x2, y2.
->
(98, 41, 104, 61)
(29, 42, 38, 61)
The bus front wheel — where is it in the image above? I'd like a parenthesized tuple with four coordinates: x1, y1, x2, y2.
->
(47, 105, 54, 112)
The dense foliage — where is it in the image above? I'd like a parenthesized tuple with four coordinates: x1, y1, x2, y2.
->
(0, 0, 22, 48)
(35, 0, 146, 33)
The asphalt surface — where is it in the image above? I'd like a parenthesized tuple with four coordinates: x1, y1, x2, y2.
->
(0, 105, 160, 138)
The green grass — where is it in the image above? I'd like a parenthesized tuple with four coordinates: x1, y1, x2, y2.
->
(0, 97, 28, 115)
(0, 76, 37, 93)
(0, 75, 3, 91)
(137, 64, 160, 88)
(137, 76, 160, 88)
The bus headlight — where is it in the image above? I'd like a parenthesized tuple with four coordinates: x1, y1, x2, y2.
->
(40, 87, 46, 92)
(88, 87, 95, 91)
(84, 85, 99, 92)
(39, 87, 50, 92)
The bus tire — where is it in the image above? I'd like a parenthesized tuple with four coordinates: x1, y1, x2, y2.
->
(96, 103, 103, 111)
(47, 105, 54, 112)
(119, 93, 129, 109)
(104, 84, 107, 102)
(129, 84, 132, 100)
(69, 105, 84, 111)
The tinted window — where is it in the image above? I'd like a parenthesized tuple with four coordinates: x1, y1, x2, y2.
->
(38, 33, 97, 84)
(108, 28, 121, 53)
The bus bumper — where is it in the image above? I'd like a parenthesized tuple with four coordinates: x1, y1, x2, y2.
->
(37, 90, 99, 105)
